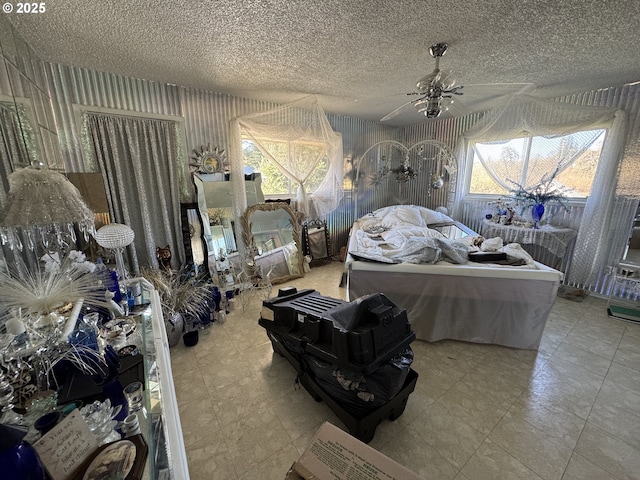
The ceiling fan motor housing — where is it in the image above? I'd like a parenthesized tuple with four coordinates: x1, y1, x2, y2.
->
(416, 97, 443, 118)
(429, 43, 448, 58)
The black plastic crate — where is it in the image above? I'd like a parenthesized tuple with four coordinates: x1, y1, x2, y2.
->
(260, 288, 415, 374)
(300, 368, 419, 443)
(267, 330, 418, 443)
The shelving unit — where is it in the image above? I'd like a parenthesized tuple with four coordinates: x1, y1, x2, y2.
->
(606, 261, 640, 325)
(134, 278, 190, 480)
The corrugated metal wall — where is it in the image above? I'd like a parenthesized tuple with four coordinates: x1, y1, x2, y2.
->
(46, 65, 399, 256)
(45, 60, 640, 289)
(46, 64, 183, 172)
(180, 87, 278, 160)
(325, 115, 400, 255)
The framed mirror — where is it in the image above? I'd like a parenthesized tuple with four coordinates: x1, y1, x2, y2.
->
(190, 144, 227, 174)
(241, 202, 304, 284)
(302, 219, 331, 265)
(180, 202, 208, 276)
(193, 172, 265, 278)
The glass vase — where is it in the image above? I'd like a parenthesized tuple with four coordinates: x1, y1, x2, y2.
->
(531, 203, 545, 229)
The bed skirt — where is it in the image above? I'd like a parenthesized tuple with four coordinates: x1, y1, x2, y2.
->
(346, 263, 561, 350)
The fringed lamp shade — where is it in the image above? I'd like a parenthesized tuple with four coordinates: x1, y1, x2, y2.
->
(94, 223, 135, 281)
(0, 168, 96, 252)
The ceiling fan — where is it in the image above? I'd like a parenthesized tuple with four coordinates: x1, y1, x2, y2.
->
(380, 42, 535, 122)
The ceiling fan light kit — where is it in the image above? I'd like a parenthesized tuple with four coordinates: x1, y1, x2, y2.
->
(381, 42, 534, 122)
(413, 42, 464, 118)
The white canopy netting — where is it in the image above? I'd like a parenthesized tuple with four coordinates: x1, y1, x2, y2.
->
(229, 95, 343, 223)
(454, 95, 631, 289)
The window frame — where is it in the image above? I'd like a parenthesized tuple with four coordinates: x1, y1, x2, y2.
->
(462, 128, 607, 205)
(241, 136, 330, 199)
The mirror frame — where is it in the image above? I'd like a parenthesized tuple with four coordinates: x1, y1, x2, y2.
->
(241, 202, 304, 284)
(180, 202, 209, 278)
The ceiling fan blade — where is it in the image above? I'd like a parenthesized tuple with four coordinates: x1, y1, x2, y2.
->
(380, 100, 415, 122)
(441, 97, 472, 117)
(438, 69, 458, 89)
(462, 82, 536, 97)
(453, 82, 536, 114)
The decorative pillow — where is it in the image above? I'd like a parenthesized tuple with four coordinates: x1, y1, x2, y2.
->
(362, 205, 453, 226)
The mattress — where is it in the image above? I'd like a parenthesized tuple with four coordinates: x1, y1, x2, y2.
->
(345, 206, 563, 350)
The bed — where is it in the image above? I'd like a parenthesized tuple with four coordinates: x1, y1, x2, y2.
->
(344, 205, 563, 350)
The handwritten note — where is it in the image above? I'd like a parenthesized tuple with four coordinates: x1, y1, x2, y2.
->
(33, 409, 99, 480)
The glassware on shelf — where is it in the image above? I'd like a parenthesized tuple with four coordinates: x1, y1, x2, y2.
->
(80, 399, 123, 445)
(0, 375, 23, 426)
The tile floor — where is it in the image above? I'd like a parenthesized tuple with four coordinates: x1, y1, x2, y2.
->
(170, 260, 640, 480)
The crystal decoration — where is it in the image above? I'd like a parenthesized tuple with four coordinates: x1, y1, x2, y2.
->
(0, 168, 96, 252)
(94, 223, 135, 281)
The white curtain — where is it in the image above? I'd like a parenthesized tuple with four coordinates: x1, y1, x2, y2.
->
(229, 96, 343, 222)
(472, 130, 603, 192)
(453, 96, 628, 288)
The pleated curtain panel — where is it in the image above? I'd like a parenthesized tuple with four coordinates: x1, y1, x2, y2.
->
(0, 104, 32, 204)
(87, 113, 185, 273)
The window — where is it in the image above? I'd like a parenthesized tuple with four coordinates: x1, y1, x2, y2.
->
(242, 138, 329, 197)
(467, 129, 606, 199)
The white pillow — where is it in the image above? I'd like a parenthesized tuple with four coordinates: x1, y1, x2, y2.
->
(417, 206, 453, 224)
(396, 206, 426, 226)
(362, 205, 453, 225)
(384, 206, 425, 227)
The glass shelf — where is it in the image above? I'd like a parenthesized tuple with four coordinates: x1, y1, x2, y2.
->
(607, 262, 640, 308)
(128, 278, 189, 480)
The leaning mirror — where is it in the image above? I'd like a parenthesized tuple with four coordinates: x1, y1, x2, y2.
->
(180, 202, 208, 276)
(193, 173, 238, 278)
(241, 202, 304, 284)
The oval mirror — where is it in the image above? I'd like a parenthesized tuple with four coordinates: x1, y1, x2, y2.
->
(241, 202, 304, 284)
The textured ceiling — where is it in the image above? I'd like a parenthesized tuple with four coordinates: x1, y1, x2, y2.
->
(7, 0, 640, 126)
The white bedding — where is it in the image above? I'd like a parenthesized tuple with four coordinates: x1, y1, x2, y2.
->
(345, 205, 563, 350)
(350, 205, 542, 270)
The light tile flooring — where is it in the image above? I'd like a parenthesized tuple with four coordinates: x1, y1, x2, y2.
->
(170, 261, 640, 480)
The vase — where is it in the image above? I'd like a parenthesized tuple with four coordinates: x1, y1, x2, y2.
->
(531, 203, 545, 228)
(0, 438, 46, 480)
(165, 311, 184, 348)
(183, 330, 199, 347)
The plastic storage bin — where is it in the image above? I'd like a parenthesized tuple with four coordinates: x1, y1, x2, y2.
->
(260, 288, 415, 374)
(268, 330, 418, 443)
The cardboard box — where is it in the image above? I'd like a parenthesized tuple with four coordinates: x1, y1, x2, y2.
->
(285, 422, 420, 480)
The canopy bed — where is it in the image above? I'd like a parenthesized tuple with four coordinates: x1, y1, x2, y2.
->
(345, 139, 563, 350)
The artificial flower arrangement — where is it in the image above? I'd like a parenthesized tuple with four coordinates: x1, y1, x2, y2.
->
(487, 166, 570, 227)
(507, 168, 570, 209)
(0, 251, 111, 404)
